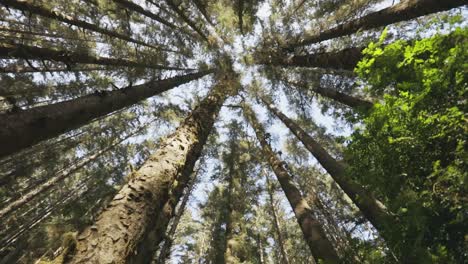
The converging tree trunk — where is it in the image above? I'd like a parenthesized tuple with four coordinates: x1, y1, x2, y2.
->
(0, 43, 190, 70)
(0, 0, 158, 49)
(0, 70, 212, 158)
(265, 174, 290, 264)
(67, 77, 239, 263)
(260, 97, 398, 250)
(243, 103, 340, 264)
(285, 0, 466, 49)
(164, 0, 210, 43)
(288, 81, 374, 110)
(155, 171, 197, 264)
(262, 47, 364, 71)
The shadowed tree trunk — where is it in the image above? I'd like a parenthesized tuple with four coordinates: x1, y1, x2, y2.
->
(67, 77, 239, 263)
(285, 0, 466, 49)
(0, 65, 108, 73)
(263, 47, 364, 71)
(0, 43, 191, 70)
(265, 174, 290, 264)
(0, 122, 150, 219)
(0, 70, 212, 158)
(113, 0, 178, 29)
(243, 103, 340, 264)
(155, 169, 197, 264)
(237, 0, 245, 35)
(287, 80, 374, 110)
(260, 97, 399, 251)
(164, 0, 210, 43)
(0, 0, 158, 49)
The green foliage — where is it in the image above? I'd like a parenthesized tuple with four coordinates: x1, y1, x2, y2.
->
(349, 27, 467, 262)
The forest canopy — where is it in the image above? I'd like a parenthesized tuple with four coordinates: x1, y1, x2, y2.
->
(0, 0, 466, 263)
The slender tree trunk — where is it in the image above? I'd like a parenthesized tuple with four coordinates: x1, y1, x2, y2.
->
(112, 0, 178, 30)
(192, 0, 214, 26)
(224, 159, 237, 264)
(0, 43, 191, 70)
(285, 0, 466, 49)
(0, 65, 108, 73)
(260, 98, 398, 248)
(155, 169, 197, 264)
(243, 103, 340, 264)
(67, 77, 239, 263)
(0, 122, 148, 219)
(257, 233, 265, 264)
(289, 81, 373, 110)
(0, 70, 212, 158)
(0, 0, 159, 49)
(265, 175, 290, 264)
(237, 0, 244, 35)
(264, 47, 364, 71)
(164, 0, 210, 43)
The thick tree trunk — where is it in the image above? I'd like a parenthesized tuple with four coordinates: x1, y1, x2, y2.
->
(0, 0, 158, 49)
(243, 103, 340, 264)
(155, 170, 197, 264)
(266, 47, 364, 71)
(289, 81, 373, 110)
(266, 175, 290, 264)
(0, 123, 148, 219)
(285, 0, 466, 49)
(260, 98, 397, 244)
(0, 43, 190, 70)
(67, 78, 239, 263)
(0, 70, 212, 158)
(164, 0, 210, 43)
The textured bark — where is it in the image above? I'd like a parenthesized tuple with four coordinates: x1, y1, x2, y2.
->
(243, 103, 340, 264)
(266, 175, 290, 264)
(266, 47, 364, 71)
(164, 0, 210, 43)
(0, 124, 148, 220)
(261, 98, 396, 242)
(285, 0, 467, 49)
(0, 70, 212, 158)
(0, 0, 158, 49)
(0, 43, 190, 70)
(290, 81, 373, 110)
(155, 171, 197, 264)
(67, 78, 239, 263)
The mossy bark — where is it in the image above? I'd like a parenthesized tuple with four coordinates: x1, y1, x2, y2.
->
(243, 103, 340, 264)
(67, 78, 239, 263)
(285, 0, 466, 49)
(0, 70, 212, 158)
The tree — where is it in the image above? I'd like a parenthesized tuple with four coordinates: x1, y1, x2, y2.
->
(243, 102, 340, 263)
(0, 70, 211, 158)
(68, 73, 240, 263)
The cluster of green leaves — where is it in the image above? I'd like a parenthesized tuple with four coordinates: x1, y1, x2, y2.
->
(348, 27, 467, 262)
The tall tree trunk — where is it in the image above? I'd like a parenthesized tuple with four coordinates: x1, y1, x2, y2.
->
(243, 103, 340, 264)
(67, 77, 239, 263)
(164, 0, 210, 43)
(237, 0, 245, 35)
(192, 0, 214, 26)
(112, 0, 178, 30)
(285, 0, 466, 49)
(0, 43, 190, 70)
(0, 0, 158, 49)
(265, 175, 290, 264)
(264, 47, 364, 71)
(288, 81, 373, 110)
(0, 70, 212, 158)
(155, 169, 197, 264)
(0, 65, 108, 73)
(0, 122, 149, 219)
(260, 98, 398, 249)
